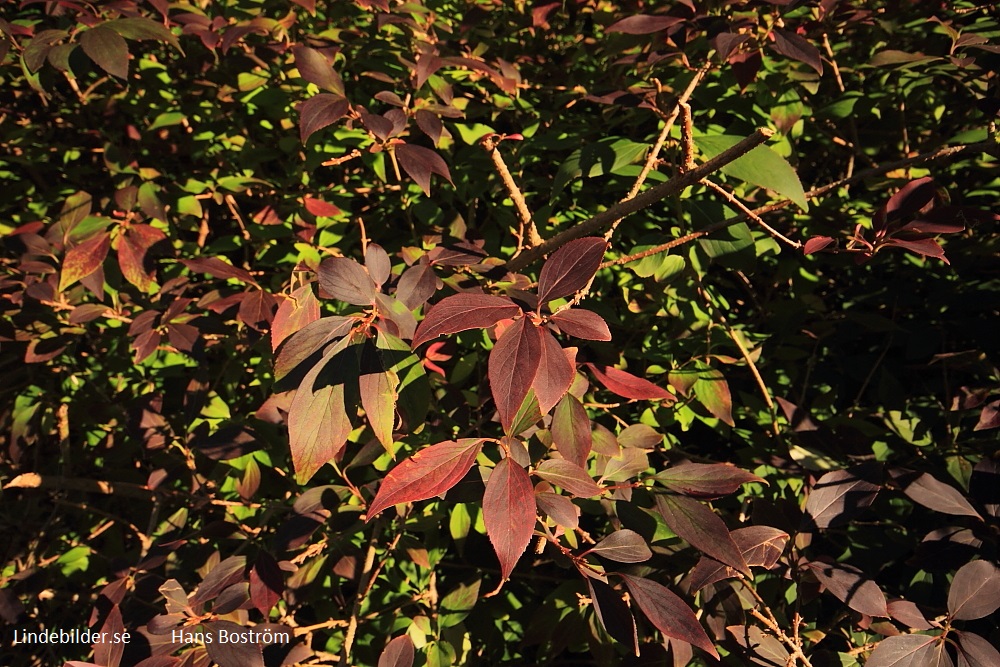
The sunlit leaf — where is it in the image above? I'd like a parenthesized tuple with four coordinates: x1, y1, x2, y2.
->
(619, 575, 717, 658)
(412, 294, 520, 348)
(489, 317, 542, 432)
(484, 457, 535, 580)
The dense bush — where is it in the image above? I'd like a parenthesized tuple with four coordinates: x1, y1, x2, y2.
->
(1, 1, 999, 666)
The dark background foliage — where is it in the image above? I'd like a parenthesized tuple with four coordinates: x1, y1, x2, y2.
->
(1, 1, 999, 666)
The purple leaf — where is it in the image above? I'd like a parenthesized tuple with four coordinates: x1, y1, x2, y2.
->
(273, 315, 355, 381)
(299, 93, 349, 144)
(180, 257, 256, 284)
(874, 177, 936, 232)
(365, 243, 392, 288)
(587, 579, 638, 653)
(655, 463, 763, 499)
(956, 631, 1000, 667)
(803, 559, 888, 617)
(805, 468, 880, 529)
(378, 635, 415, 667)
(489, 318, 542, 432)
(531, 328, 575, 414)
(412, 293, 520, 348)
(866, 634, 945, 667)
(887, 599, 934, 630)
(550, 309, 612, 341)
(395, 262, 439, 310)
(534, 459, 602, 498)
(688, 526, 789, 591)
(292, 45, 345, 94)
(537, 237, 608, 303)
(655, 494, 750, 575)
(803, 235, 836, 255)
(204, 621, 265, 667)
(318, 256, 378, 306)
(191, 556, 247, 606)
(535, 491, 579, 529)
(947, 560, 1000, 620)
(80, 26, 129, 79)
(606, 15, 684, 35)
(585, 529, 651, 563)
(902, 472, 982, 520)
(394, 144, 453, 195)
(484, 457, 535, 580)
(770, 29, 823, 75)
(619, 575, 718, 658)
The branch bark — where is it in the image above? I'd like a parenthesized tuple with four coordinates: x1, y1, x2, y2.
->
(506, 127, 774, 272)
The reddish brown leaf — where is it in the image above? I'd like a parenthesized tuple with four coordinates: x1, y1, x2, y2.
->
(655, 494, 750, 575)
(586, 363, 673, 401)
(271, 286, 321, 352)
(395, 263, 439, 310)
(318, 256, 377, 306)
(249, 552, 282, 617)
(204, 621, 265, 667)
(117, 224, 165, 291)
(803, 235, 836, 255)
(365, 243, 392, 288)
(292, 45, 344, 94)
(805, 468, 880, 529)
(537, 237, 608, 303)
(956, 631, 1000, 667)
(616, 424, 661, 449)
(888, 599, 934, 630)
(80, 26, 129, 79)
(587, 579, 638, 652)
(378, 635, 415, 667)
(948, 560, 1000, 620)
(394, 144, 453, 195)
(412, 293, 520, 348)
(974, 400, 999, 431)
(535, 492, 579, 529)
(550, 394, 592, 466)
(303, 196, 342, 218)
(238, 289, 278, 328)
(191, 556, 247, 606)
(586, 529, 651, 563)
(886, 237, 949, 263)
(489, 317, 542, 432)
(366, 439, 484, 519)
(60, 232, 110, 292)
(274, 315, 355, 381)
(288, 340, 356, 484)
(902, 472, 982, 520)
(483, 457, 536, 580)
(94, 604, 124, 667)
(549, 308, 612, 341)
(180, 257, 255, 284)
(414, 109, 443, 145)
(688, 526, 789, 591)
(606, 15, 684, 35)
(866, 634, 940, 667)
(655, 463, 763, 499)
(532, 328, 574, 414)
(619, 575, 717, 658)
(299, 93, 349, 144)
(876, 177, 937, 230)
(803, 559, 888, 617)
(534, 459, 602, 498)
(770, 29, 823, 75)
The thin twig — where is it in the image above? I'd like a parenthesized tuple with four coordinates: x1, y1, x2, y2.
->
(480, 134, 540, 253)
(507, 128, 775, 272)
(340, 518, 383, 665)
(702, 179, 802, 249)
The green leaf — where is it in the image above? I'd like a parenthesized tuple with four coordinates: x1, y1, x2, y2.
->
(552, 138, 647, 196)
(439, 579, 480, 628)
(695, 134, 808, 210)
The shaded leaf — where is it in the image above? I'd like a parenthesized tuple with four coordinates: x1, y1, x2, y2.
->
(378, 635, 415, 667)
(876, 177, 936, 231)
(531, 328, 575, 414)
(118, 224, 166, 291)
(489, 317, 542, 432)
(180, 257, 255, 284)
(606, 15, 684, 35)
(903, 472, 982, 520)
(535, 459, 602, 498)
(537, 237, 608, 303)
(395, 144, 453, 195)
(655, 494, 750, 575)
(888, 600, 934, 630)
(318, 256, 377, 306)
(439, 579, 480, 628)
(803, 559, 888, 617)
(586, 529, 651, 563)
(535, 492, 579, 529)
(587, 579, 638, 652)
(551, 394, 592, 467)
(412, 293, 520, 348)
(299, 93, 349, 143)
(947, 560, 1000, 620)
(79, 26, 129, 79)
(695, 134, 808, 210)
(771, 29, 823, 75)
(60, 232, 110, 291)
(105, 18, 182, 51)
(191, 556, 247, 606)
(655, 463, 763, 499)
(552, 138, 647, 195)
(366, 439, 484, 519)
(249, 552, 283, 617)
(726, 624, 789, 667)
(689, 526, 789, 591)
(359, 342, 399, 452)
(292, 45, 344, 94)
(586, 363, 673, 400)
(956, 631, 1000, 667)
(804, 468, 880, 529)
(866, 634, 943, 667)
(204, 621, 265, 667)
(396, 263, 439, 310)
(484, 457, 535, 580)
(550, 309, 612, 341)
(619, 575, 717, 658)
(274, 315, 355, 381)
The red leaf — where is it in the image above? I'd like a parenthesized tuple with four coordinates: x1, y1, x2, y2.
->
(489, 318, 542, 432)
(299, 93, 349, 144)
(238, 289, 278, 328)
(902, 472, 982, 519)
(303, 196, 342, 218)
(80, 26, 129, 79)
(693, 367, 734, 425)
(531, 328, 574, 414)
(271, 285, 321, 352)
(249, 552, 283, 617)
(805, 468, 880, 529)
(180, 257, 255, 284)
(655, 494, 750, 575)
(288, 340, 356, 483)
(394, 144, 453, 195)
(586, 529, 651, 563)
(378, 635, 415, 667)
(876, 177, 937, 230)
(317, 257, 377, 306)
(412, 293, 520, 348)
(956, 631, 1000, 667)
(885, 237, 949, 263)
(396, 263, 439, 310)
(770, 29, 823, 75)
(366, 439, 484, 519)
(803, 235, 836, 255)
(586, 363, 672, 401)
(947, 560, 1000, 620)
(550, 309, 612, 341)
(118, 224, 166, 291)
(191, 556, 247, 606)
(619, 575, 717, 658)
(655, 463, 763, 499)
(606, 15, 684, 35)
(415, 109, 443, 145)
(60, 232, 110, 292)
(483, 457, 536, 580)
(537, 237, 608, 303)
(535, 492, 580, 529)
(803, 559, 888, 617)
(292, 45, 344, 94)
(866, 634, 940, 667)
(94, 604, 125, 667)
(974, 400, 999, 431)
(551, 394, 592, 467)
(534, 459, 602, 498)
